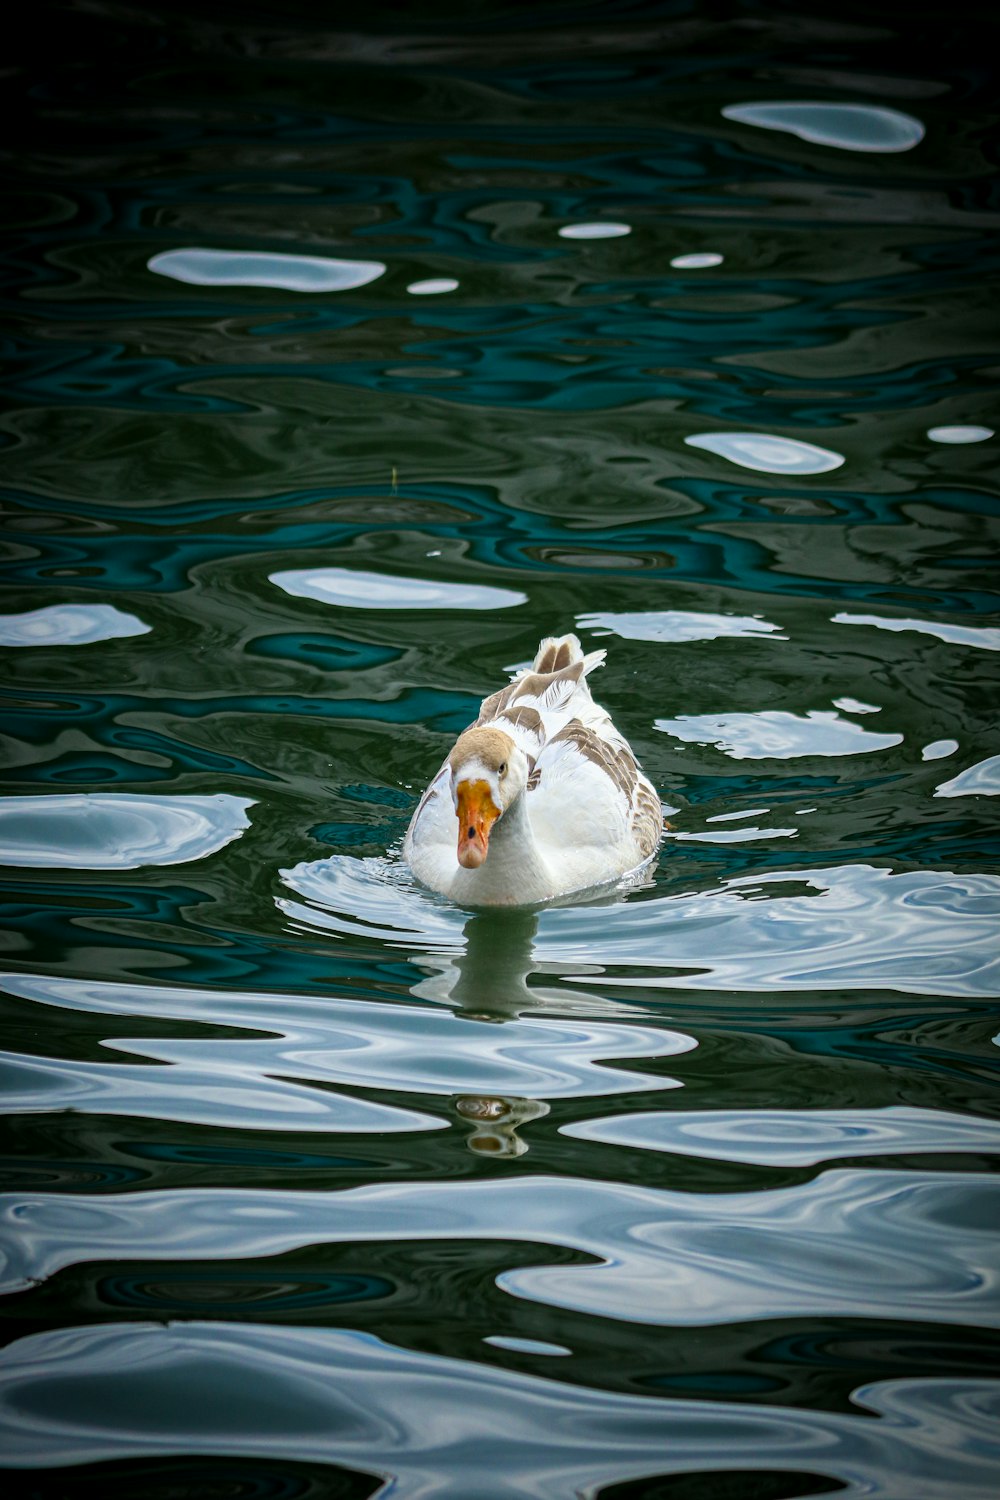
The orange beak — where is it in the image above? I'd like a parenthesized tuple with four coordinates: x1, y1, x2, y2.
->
(456, 779, 500, 869)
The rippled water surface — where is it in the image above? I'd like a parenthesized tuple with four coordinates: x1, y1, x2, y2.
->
(2, 2, 999, 1497)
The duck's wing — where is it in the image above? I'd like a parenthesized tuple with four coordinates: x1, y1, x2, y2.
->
(529, 719, 663, 862)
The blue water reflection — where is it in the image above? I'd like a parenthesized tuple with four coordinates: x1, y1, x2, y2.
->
(721, 102, 926, 154)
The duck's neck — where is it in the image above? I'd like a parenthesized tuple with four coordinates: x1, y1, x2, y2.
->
(453, 789, 551, 904)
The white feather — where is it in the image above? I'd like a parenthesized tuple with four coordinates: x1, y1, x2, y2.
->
(403, 635, 663, 906)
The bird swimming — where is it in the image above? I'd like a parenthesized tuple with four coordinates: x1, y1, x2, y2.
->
(403, 633, 663, 906)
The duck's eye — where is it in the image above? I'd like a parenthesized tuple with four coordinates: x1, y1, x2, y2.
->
(498, 761, 507, 775)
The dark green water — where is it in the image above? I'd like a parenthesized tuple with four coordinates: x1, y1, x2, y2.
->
(2, 2, 999, 1496)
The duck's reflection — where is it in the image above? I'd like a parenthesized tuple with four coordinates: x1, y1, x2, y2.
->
(412, 908, 542, 1022)
(453, 1094, 550, 1157)
(415, 910, 555, 1157)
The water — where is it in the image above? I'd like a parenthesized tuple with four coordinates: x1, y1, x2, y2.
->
(2, 2, 999, 1496)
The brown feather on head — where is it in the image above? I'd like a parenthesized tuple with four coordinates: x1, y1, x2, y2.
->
(449, 726, 515, 775)
(449, 727, 515, 868)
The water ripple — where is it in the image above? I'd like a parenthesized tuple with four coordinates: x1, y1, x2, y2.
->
(0, 971, 694, 1103)
(2, 1170, 996, 1327)
(833, 612, 1000, 652)
(934, 755, 1000, 799)
(0, 1046, 437, 1135)
(0, 793, 254, 869)
(279, 857, 1000, 999)
(540, 865, 1000, 998)
(563, 1106, 1000, 1166)
(2, 1324, 998, 1497)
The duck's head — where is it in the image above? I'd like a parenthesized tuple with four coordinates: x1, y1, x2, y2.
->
(448, 726, 528, 869)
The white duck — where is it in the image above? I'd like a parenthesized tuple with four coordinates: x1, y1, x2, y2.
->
(403, 633, 663, 906)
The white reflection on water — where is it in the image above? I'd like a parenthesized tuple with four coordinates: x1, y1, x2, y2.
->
(927, 425, 994, 443)
(3, 1170, 997, 1327)
(670, 251, 724, 268)
(922, 739, 959, 761)
(934, 754, 1000, 799)
(656, 708, 902, 758)
(483, 1335, 570, 1355)
(541, 865, 1000, 999)
(668, 825, 798, 844)
(407, 277, 459, 294)
(564, 1106, 1000, 1166)
(722, 101, 925, 153)
(579, 608, 783, 642)
(0, 793, 254, 869)
(0, 603, 150, 647)
(706, 807, 770, 822)
(2, 1325, 998, 1499)
(833, 611, 1000, 651)
(0, 1043, 438, 1134)
(498, 1170, 1000, 1328)
(557, 222, 631, 238)
(148, 247, 386, 291)
(278, 855, 1000, 1000)
(271, 566, 525, 610)
(0, 968, 693, 1106)
(684, 431, 845, 473)
(832, 696, 880, 714)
